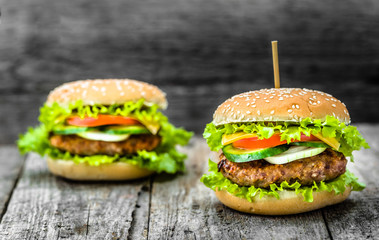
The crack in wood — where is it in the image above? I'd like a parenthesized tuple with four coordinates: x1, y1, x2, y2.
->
(127, 176, 153, 240)
(86, 205, 91, 236)
(146, 176, 154, 240)
(0, 152, 25, 224)
(322, 210, 333, 240)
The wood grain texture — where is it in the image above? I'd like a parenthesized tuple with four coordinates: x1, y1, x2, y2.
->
(0, 152, 149, 239)
(0, 125, 378, 239)
(321, 124, 379, 240)
(0, 146, 24, 221)
(148, 138, 330, 239)
(1, 0, 379, 143)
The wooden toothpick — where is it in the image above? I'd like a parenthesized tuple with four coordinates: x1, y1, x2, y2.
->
(271, 41, 280, 88)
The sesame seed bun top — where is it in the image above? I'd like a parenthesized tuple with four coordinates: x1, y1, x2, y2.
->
(213, 88, 350, 126)
(46, 79, 167, 109)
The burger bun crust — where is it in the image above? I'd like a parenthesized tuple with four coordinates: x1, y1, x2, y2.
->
(47, 157, 154, 181)
(215, 187, 351, 215)
(47, 79, 167, 109)
(213, 88, 350, 126)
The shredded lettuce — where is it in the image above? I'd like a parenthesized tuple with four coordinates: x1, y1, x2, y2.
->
(203, 116, 369, 160)
(18, 100, 193, 173)
(200, 160, 365, 202)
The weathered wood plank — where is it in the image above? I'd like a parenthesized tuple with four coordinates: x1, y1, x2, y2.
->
(1, 0, 379, 143)
(0, 153, 149, 239)
(0, 146, 24, 221)
(127, 178, 151, 240)
(1, 126, 378, 239)
(148, 137, 330, 239)
(322, 124, 379, 239)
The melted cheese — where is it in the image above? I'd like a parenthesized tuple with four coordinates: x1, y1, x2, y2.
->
(312, 132, 340, 150)
(221, 132, 258, 146)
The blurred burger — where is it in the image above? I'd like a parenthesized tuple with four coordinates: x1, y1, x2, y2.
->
(18, 79, 192, 180)
(201, 88, 368, 215)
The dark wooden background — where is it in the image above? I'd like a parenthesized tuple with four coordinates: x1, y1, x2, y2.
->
(1, 0, 379, 144)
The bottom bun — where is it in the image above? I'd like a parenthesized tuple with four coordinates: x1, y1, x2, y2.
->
(215, 186, 351, 215)
(47, 157, 154, 181)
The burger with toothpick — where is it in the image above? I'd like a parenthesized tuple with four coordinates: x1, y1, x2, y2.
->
(200, 42, 369, 215)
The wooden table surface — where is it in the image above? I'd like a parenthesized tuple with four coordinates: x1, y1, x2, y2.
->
(0, 124, 378, 239)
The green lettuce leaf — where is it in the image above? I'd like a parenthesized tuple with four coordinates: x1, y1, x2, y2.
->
(203, 116, 369, 160)
(200, 160, 365, 202)
(18, 100, 193, 173)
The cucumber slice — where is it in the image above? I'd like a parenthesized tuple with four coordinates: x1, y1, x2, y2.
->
(222, 144, 290, 163)
(290, 141, 330, 148)
(264, 146, 326, 165)
(77, 131, 130, 142)
(102, 125, 150, 135)
(52, 126, 91, 135)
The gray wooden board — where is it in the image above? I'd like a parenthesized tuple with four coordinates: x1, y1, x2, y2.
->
(0, 146, 24, 221)
(322, 124, 379, 239)
(148, 138, 330, 239)
(0, 152, 149, 239)
(1, 125, 379, 239)
(2, 0, 379, 144)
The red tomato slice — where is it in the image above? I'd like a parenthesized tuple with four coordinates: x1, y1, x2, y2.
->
(232, 133, 319, 150)
(67, 115, 142, 127)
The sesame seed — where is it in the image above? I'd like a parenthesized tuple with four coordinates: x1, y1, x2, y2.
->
(265, 100, 270, 103)
(288, 109, 293, 113)
(246, 111, 251, 114)
(252, 105, 256, 108)
(279, 97, 284, 101)
(292, 105, 295, 109)
(332, 104, 336, 108)
(247, 103, 250, 106)
(296, 105, 299, 109)
(257, 110, 261, 115)
(270, 110, 275, 114)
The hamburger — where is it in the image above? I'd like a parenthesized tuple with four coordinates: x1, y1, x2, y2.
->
(201, 88, 369, 215)
(18, 79, 192, 180)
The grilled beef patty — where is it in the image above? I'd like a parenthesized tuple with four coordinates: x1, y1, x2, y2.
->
(218, 148, 347, 188)
(50, 134, 161, 156)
